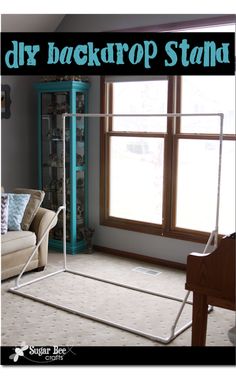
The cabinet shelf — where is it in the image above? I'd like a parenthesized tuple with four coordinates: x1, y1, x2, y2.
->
(44, 138, 63, 142)
(42, 112, 67, 116)
(43, 165, 66, 169)
(42, 113, 84, 119)
(43, 189, 64, 193)
(43, 164, 85, 170)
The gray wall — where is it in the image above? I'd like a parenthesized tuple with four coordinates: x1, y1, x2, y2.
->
(1, 76, 38, 192)
(56, 14, 216, 32)
(56, 14, 216, 263)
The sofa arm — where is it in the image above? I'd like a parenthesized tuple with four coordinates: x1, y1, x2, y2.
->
(30, 208, 57, 267)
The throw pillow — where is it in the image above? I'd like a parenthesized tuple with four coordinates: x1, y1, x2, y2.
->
(7, 193, 30, 231)
(14, 188, 45, 231)
(1, 194, 9, 234)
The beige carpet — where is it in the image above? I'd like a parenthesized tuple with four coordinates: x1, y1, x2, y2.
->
(1, 251, 235, 346)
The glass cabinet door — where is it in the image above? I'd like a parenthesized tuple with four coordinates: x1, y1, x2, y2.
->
(41, 91, 70, 241)
(40, 89, 87, 248)
(36, 80, 89, 253)
(76, 92, 86, 242)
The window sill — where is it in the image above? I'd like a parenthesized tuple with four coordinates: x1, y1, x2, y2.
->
(100, 215, 217, 245)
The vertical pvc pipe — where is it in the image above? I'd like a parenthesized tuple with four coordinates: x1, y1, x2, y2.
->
(214, 114, 224, 250)
(38, 93, 43, 190)
(62, 114, 67, 270)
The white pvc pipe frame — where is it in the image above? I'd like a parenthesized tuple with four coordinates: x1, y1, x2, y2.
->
(9, 112, 224, 344)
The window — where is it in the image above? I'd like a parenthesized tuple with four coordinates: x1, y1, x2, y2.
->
(100, 74, 235, 243)
(100, 20, 235, 243)
(109, 79, 168, 225)
(175, 76, 235, 236)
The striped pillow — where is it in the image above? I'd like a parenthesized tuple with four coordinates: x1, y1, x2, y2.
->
(7, 193, 30, 231)
(1, 194, 9, 234)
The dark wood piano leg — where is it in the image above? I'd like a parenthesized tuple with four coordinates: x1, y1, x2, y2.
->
(192, 292, 208, 346)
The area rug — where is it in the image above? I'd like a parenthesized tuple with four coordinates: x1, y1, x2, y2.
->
(1, 251, 235, 346)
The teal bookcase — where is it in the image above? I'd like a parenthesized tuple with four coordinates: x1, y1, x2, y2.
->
(35, 80, 90, 254)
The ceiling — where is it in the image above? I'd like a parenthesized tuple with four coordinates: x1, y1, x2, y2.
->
(1, 14, 65, 32)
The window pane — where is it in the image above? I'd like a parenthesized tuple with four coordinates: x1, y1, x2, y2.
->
(112, 81, 168, 132)
(176, 139, 235, 234)
(181, 76, 235, 134)
(109, 137, 164, 223)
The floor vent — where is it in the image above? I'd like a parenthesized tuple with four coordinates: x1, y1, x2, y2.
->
(132, 267, 162, 276)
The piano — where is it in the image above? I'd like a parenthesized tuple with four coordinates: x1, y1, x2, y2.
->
(185, 233, 235, 346)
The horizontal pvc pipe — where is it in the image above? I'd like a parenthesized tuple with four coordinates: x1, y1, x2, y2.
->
(9, 288, 192, 344)
(65, 269, 193, 305)
(63, 112, 223, 118)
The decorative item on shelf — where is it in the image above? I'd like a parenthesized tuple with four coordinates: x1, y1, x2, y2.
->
(50, 179, 57, 191)
(56, 75, 89, 82)
(47, 127, 62, 140)
(77, 154, 84, 166)
(55, 127, 62, 139)
(43, 179, 57, 192)
(47, 102, 69, 115)
(47, 103, 54, 114)
(57, 178, 63, 193)
(77, 128, 84, 142)
(77, 177, 84, 188)
(48, 153, 59, 167)
(84, 227, 95, 254)
(57, 154, 64, 167)
(57, 177, 70, 194)
(56, 101, 70, 114)
(47, 127, 70, 141)
(59, 101, 68, 113)
(77, 200, 84, 224)
(41, 76, 57, 82)
(55, 103, 61, 114)
(46, 128, 53, 139)
(77, 98, 85, 113)
(46, 153, 64, 167)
